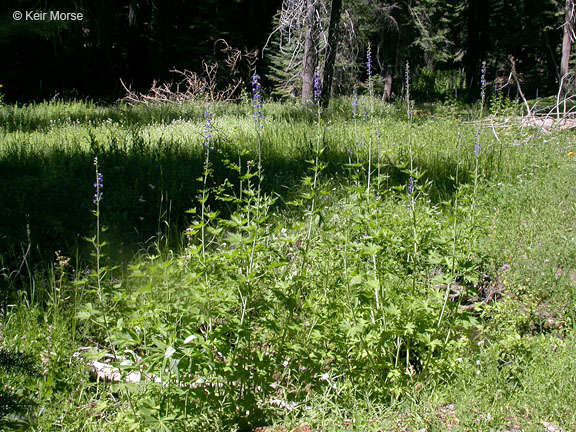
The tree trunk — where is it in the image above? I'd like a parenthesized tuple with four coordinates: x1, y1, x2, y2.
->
(302, 0, 319, 106)
(320, 0, 343, 108)
(465, 0, 489, 88)
(560, 0, 574, 96)
(382, 72, 393, 101)
(128, 0, 146, 89)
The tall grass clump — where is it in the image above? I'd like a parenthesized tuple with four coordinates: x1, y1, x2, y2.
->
(74, 157, 119, 357)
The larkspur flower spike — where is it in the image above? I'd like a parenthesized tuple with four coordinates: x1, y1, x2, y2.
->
(366, 46, 372, 80)
(405, 62, 411, 91)
(251, 73, 263, 127)
(203, 107, 214, 150)
(93, 157, 103, 204)
(405, 61, 411, 113)
(313, 69, 322, 104)
(408, 176, 414, 195)
(474, 129, 481, 155)
(480, 60, 487, 102)
(366, 46, 373, 116)
(352, 85, 358, 117)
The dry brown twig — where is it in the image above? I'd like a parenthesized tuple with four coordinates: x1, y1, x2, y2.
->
(121, 39, 257, 104)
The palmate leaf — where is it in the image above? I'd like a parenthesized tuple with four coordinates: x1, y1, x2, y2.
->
(139, 404, 179, 432)
(225, 232, 249, 246)
(417, 332, 443, 351)
(360, 242, 381, 256)
(403, 322, 416, 335)
(75, 303, 101, 321)
(349, 274, 363, 286)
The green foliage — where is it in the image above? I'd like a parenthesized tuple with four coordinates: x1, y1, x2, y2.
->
(489, 90, 521, 117)
(0, 348, 40, 428)
(1, 97, 575, 430)
(408, 0, 466, 67)
(412, 67, 466, 101)
(267, 31, 302, 99)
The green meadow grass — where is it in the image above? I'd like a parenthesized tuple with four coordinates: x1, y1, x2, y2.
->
(0, 98, 575, 431)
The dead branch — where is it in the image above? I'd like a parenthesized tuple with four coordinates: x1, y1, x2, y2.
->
(120, 40, 257, 105)
(491, 59, 576, 132)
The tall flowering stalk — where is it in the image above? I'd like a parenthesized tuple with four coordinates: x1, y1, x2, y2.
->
(404, 61, 418, 293)
(366, 46, 374, 115)
(375, 126, 383, 191)
(480, 60, 487, 118)
(407, 169, 416, 278)
(472, 62, 486, 221)
(90, 157, 115, 355)
(406, 61, 415, 197)
(351, 84, 360, 186)
(92, 157, 103, 290)
(471, 129, 482, 224)
(234, 73, 273, 333)
(248, 72, 266, 285)
(199, 106, 214, 280)
(313, 69, 322, 105)
(251, 73, 264, 129)
(406, 61, 415, 194)
(366, 46, 372, 83)
(437, 131, 463, 330)
(306, 68, 323, 242)
(251, 73, 264, 183)
(405, 61, 412, 118)
(352, 85, 358, 118)
(364, 47, 376, 194)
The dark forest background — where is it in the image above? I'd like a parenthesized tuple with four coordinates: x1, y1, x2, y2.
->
(0, 0, 571, 103)
(0, 0, 283, 101)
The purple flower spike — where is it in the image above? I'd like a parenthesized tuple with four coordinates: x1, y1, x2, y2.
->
(480, 60, 487, 101)
(366, 46, 372, 80)
(313, 69, 322, 104)
(408, 176, 414, 195)
(474, 128, 481, 155)
(93, 158, 103, 204)
(352, 85, 358, 117)
(251, 73, 264, 127)
(405, 62, 411, 90)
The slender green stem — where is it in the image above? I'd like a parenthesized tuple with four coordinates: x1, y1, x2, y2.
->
(438, 133, 462, 329)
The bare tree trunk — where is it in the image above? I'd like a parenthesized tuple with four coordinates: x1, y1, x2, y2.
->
(560, 0, 574, 96)
(382, 72, 393, 101)
(302, 0, 319, 106)
(320, 0, 343, 108)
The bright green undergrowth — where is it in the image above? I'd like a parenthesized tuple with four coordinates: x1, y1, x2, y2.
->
(0, 98, 575, 431)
